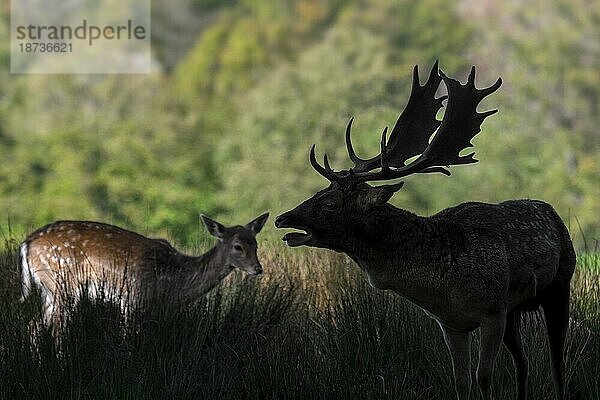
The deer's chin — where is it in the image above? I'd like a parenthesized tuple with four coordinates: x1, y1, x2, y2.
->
(282, 231, 312, 247)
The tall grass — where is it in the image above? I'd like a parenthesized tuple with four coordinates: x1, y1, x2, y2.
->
(0, 240, 598, 399)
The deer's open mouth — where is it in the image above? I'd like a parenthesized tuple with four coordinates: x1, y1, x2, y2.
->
(275, 214, 313, 247)
(282, 230, 312, 247)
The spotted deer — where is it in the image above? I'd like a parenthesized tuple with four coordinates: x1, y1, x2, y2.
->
(275, 62, 575, 400)
(20, 213, 269, 325)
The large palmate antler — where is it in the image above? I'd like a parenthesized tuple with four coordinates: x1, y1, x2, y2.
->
(310, 63, 502, 188)
(347, 60, 446, 173)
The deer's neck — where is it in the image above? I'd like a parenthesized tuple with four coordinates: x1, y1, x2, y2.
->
(346, 205, 461, 312)
(166, 245, 233, 299)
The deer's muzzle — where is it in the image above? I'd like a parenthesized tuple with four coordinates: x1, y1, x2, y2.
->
(275, 213, 313, 247)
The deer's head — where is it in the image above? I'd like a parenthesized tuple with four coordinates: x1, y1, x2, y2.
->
(275, 62, 501, 252)
(274, 181, 404, 252)
(202, 213, 269, 275)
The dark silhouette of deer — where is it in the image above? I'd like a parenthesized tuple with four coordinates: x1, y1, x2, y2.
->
(21, 213, 269, 326)
(275, 62, 575, 400)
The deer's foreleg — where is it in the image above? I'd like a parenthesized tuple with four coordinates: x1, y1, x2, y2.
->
(440, 325, 472, 400)
(477, 312, 506, 400)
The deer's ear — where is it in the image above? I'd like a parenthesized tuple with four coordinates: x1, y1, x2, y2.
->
(246, 212, 269, 234)
(201, 215, 226, 239)
(358, 183, 404, 209)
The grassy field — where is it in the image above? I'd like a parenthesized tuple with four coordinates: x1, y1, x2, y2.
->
(0, 240, 598, 400)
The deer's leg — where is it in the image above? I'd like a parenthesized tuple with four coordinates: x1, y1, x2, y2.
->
(440, 325, 472, 400)
(476, 312, 506, 400)
(503, 310, 527, 400)
(542, 286, 570, 400)
(39, 286, 55, 327)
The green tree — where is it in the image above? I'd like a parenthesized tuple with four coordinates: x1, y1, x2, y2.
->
(215, 0, 475, 221)
(0, 74, 218, 244)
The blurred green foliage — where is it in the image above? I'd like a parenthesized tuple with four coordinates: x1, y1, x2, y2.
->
(0, 0, 598, 246)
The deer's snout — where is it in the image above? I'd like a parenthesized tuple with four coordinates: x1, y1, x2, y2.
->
(275, 212, 295, 228)
(274, 214, 286, 228)
(253, 265, 263, 275)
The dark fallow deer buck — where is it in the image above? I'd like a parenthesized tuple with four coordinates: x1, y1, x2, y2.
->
(275, 62, 575, 400)
(20, 213, 269, 326)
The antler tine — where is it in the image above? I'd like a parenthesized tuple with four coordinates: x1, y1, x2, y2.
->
(412, 64, 420, 87)
(323, 153, 334, 173)
(478, 77, 503, 99)
(460, 66, 503, 100)
(310, 144, 338, 182)
(424, 60, 441, 90)
(380, 126, 389, 173)
(345, 117, 365, 168)
(467, 65, 476, 85)
(420, 166, 452, 175)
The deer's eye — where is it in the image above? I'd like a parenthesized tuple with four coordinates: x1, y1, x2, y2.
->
(234, 244, 243, 252)
(322, 201, 335, 210)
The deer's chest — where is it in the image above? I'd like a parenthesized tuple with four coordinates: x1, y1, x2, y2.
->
(357, 259, 395, 290)
(367, 270, 394, 290)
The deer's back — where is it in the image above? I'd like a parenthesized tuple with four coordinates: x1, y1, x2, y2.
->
(435, 199, 575, 299)
(437, 199, 566, 249)
(22, 221, 179, 288)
